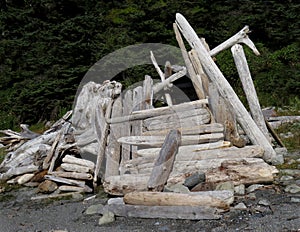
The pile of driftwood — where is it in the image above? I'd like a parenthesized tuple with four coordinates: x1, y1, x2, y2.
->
(0, 13, 284, 219)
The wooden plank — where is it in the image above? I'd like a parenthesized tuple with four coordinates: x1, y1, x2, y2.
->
(44, 175, 86, 188)
(108, 99, 208, 124)
(142, 123, 224, 136)
(51, 171, 93, 180)
(175, 13, 277, 163)
(147, 130, 181, 191)
(118, 133, 224, 147)
(105, 97, 123, 180)
(231, 44, 270, 142)
(124, 191, 234, 209)
(173, 23, 205, 99)
(97, 204, 222, 220)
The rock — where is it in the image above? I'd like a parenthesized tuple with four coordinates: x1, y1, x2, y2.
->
(85, 204, 104, 215)
(183, 172, 205, 188)
(281, 169, 300, 178)
(98, 211, 115, 225)
(291, 197, 300, 203)
(17, 173, 35, 185)
(37, 180, 58, 193)
(108, 197, 124, 205)
(284, 184, 300, 194)
(164, 183, 190, 193)
(215, 181, 234, 193)
(246, 184, 264, 193)
(247, 193, 256, 200)
(191, 182, 215, 192)
(234, 184, 245, 195)
(273, 147, 286, 165)
(72, 192, 83, 200)
(234, 202, 247, 210)
(280, 175, 294, 181)
(258, 199, 270, 206)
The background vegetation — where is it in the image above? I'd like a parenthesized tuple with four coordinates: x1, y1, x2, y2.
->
(0, 0, 299, 129)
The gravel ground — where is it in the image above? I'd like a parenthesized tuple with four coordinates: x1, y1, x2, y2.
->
(0, 152, 300, 232)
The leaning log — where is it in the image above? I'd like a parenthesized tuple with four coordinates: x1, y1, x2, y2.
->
(62, 155, 95, 170)
(147, 130, 181, 191)
(124, 191, 234, 209)
(175, 13, 277, 163)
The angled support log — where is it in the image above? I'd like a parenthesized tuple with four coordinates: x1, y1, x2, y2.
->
(210, 25, 260, 56)
(231, 44, 270, 142)
(173, 23, 205, 99)
(150, 51, 173, 106)
(175, 13, 277, 164)
(148, 130, 181, 191)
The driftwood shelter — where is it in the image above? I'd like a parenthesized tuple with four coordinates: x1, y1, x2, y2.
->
(0, 14, 285, 219)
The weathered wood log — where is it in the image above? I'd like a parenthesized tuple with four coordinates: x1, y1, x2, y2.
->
(205, 158, 278, 185)
(152, 67, 187, 94)
(231, 44, 270, 141)
(51, 171, 93, 180)
(118, 133, 224, 147)
(208, 83, 245, 147)
(96, 204, 223, 220)
(61, 163, 92, 174)
(148, 130, 181, 191)
(123, 146, 265, 175)
(31, 192, 80, 201)
(121, 90, 133, 164)
(93, 99, 113, 185)
(210, 25, 260, 57)
(58, 185, 93, 193)
(142, 75, 154, 109)
(136, 144, 261, 161)
(44, 175, 86, 187)
(42, 131, 62, 169)
(0, 164, 39, 181)
(105, 97, 123, 180)
(103, 174, 150, 196)
(175, 13, 277, 163)
(173, 23, 205, 99)
(124, 191, 234, 209)
(62, 155, 95, 170)
(142, 123, 224, 136)
(150, 51, 173, 106)
(265, 119, 285, 147)
(107, 99, 208, 124)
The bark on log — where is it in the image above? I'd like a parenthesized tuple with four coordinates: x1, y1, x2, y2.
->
(147, 130, 181, 191)
(142, 123, 224, 136)
(97, 204, 223, 220)
(107, 99, 208, 124)
(118, 133, 224, 147)
(231, 44, 270, 141)
(205, 158, 278, 185)
(124, 191, 234, 209)
(175, 13, 277, 163)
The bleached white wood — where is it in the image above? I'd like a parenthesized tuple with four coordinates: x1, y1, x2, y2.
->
(231, 44, 270, 142)
(210, 25, 260, 56)
(175, 13, 276, 163)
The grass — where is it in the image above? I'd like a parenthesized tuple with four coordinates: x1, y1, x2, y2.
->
(0, 147, 6, 164)
(275, 122, 300, 152)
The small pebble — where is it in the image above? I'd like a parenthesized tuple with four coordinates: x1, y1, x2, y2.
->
(98, 211, 115, 225)
(258, 199, 270, 206)
(234, 202, 247, 210)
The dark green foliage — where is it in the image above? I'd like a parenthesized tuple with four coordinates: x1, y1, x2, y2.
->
(0, 0, 299, 129)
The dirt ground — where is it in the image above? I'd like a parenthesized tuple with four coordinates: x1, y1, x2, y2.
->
(0, 152, 300, 232)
